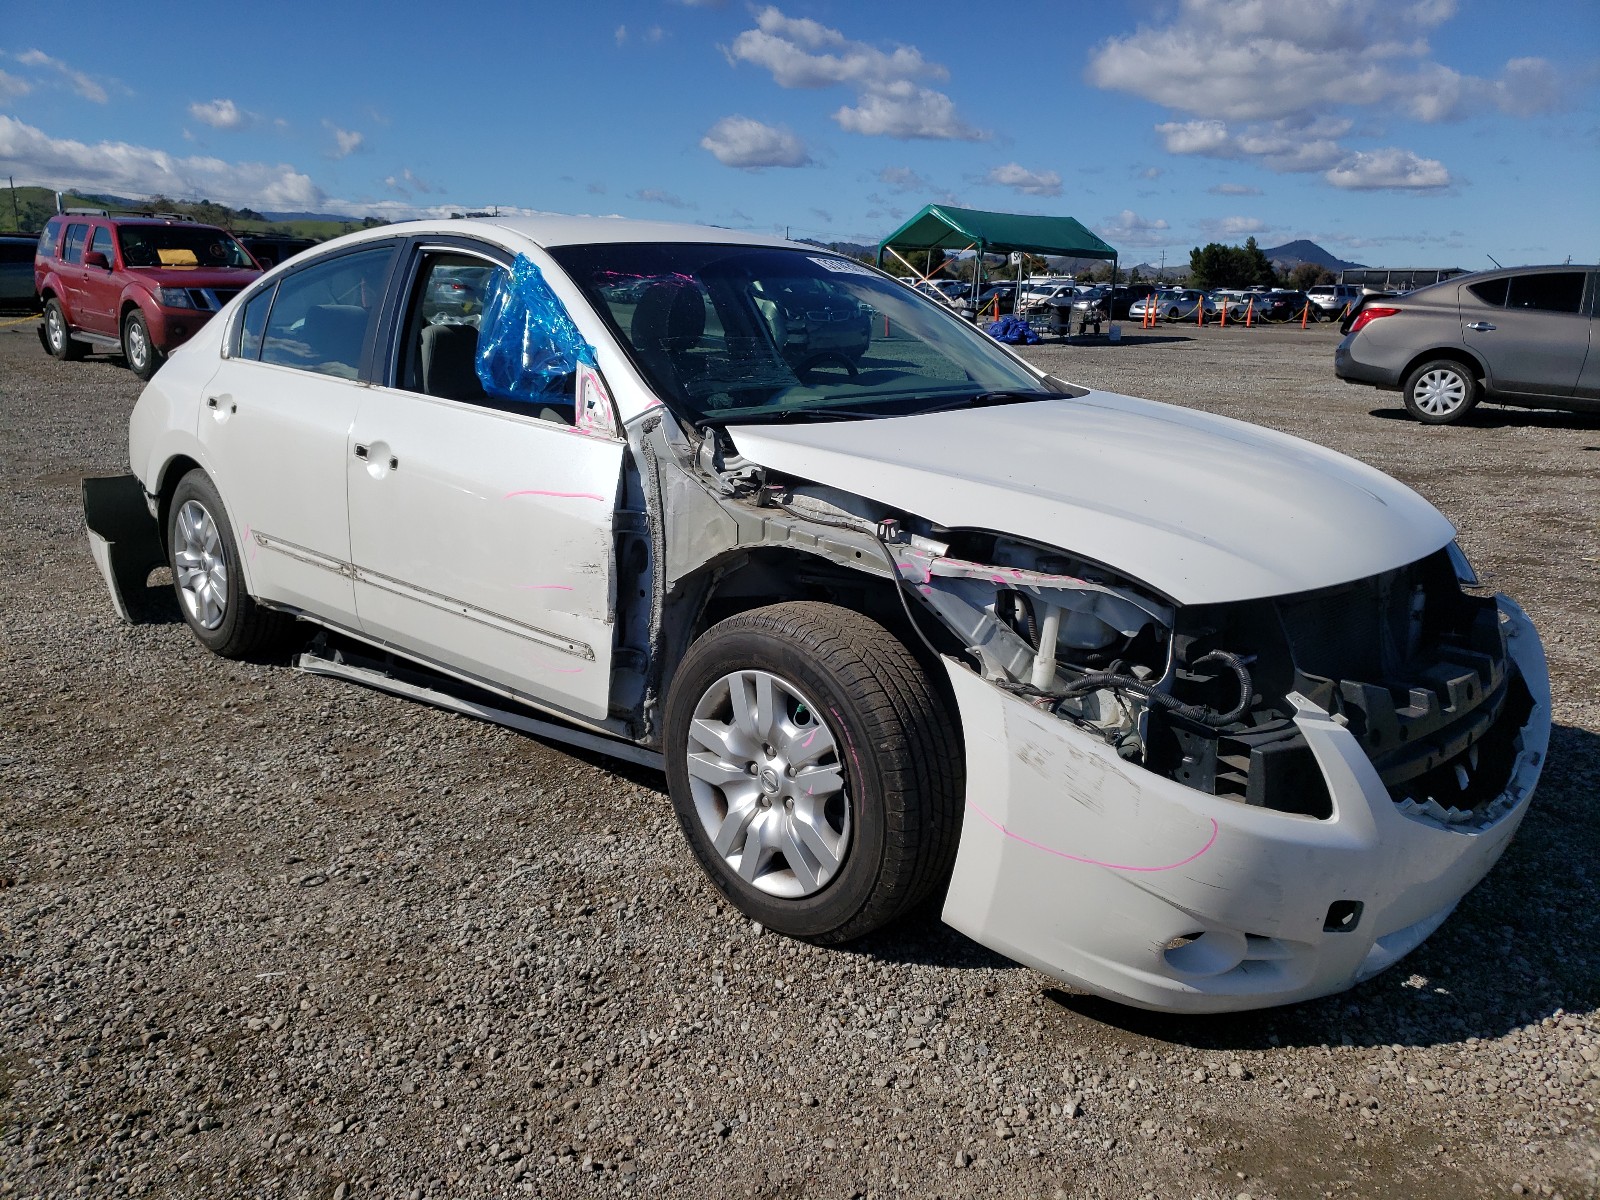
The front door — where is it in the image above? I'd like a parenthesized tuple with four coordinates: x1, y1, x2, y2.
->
(1464, 270, 1591, 397)
(346, 246, 626, 721)
(78, 226, 122, 334)
(197, 242, 398, 626)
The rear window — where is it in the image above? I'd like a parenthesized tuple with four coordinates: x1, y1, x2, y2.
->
(1506, 272, 1585, 314)
(37, 218, 64, 259)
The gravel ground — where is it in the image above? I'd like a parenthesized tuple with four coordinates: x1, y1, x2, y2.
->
(2, 318, 1597, 1200)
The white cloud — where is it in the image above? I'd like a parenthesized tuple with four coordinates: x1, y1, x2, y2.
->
(14, 49, 110, 103)
(727, 7, 984, 141)
(878, 166, 930, 193)
(1197, 215, 1273, 238)
(1095, 209, 1173, 249)
(325, 124, 364, 159)
(1088, 0, 1562, 125)
(615, 25, 628, 46)
(188, 99, 251, 131)
(984, 162, 1062, 197)
(382, 167, 436, 196)
(0, 69, 31, 100)
(1155, 116, 1349, 173)
(1209, 182, 1262, 196)
(631, 188, 695, 209)
(1325, 147, 1451, 189)
(0, 114, 324, 210)
(700, 115, 812, 169)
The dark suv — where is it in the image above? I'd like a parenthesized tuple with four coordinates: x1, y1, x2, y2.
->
(34, 212, 262, 378)
(1335, 264, 1598, 424)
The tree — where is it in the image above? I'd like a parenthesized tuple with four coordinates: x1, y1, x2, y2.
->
(1241, 237, 1277, 288)
(1288, 262, 1335, 290)
(1190, 239, 1279, 289)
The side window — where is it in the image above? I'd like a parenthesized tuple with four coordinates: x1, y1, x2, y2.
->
(89, 227, 115, 264)
(1467, 278, 1509, 307)
(1505, 272, 1585, 314)
(38, 218, 64, 258)
(257, 246, 393, 379)
(61, 223, 89, 265)
(398, 252, 506, 405)
(235, 284, 276, 360)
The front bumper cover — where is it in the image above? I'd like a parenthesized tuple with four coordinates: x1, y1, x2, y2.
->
(940, 596, 1550, 1013)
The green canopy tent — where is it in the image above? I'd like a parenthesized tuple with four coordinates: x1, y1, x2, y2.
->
(876, 203, 1119, 319)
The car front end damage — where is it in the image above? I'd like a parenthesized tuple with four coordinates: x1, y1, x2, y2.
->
(678, 410, 1550, 1013)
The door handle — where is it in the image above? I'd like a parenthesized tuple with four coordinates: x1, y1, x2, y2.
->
(1466, 321, 1496, 332)
(354, 444, 399, 470)
(354, 444, 369, 459)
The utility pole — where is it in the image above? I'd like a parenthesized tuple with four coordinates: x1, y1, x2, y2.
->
(7, 177, 18, 232)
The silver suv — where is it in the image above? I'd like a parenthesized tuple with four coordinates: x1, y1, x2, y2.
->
(1334, 264, 1598, 423)
(1307, 283, 1362, 319)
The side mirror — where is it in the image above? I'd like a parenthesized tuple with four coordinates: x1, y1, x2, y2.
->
(84, 250, 111, 270)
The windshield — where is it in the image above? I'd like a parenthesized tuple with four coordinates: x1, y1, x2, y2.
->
(118, 224, 256, 269)
(549, 243, 1052, 425)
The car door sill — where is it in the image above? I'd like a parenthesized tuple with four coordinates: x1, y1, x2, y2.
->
(294, 638, 660, 770)
(71, 329, 121, 349)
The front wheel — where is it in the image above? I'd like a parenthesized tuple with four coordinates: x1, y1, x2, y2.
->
(123, 310, 163, 380)
(664, 602, 963, 944)
(1403, 359, 1479, 424)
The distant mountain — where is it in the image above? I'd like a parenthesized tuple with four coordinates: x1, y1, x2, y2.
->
(1263, 240, 1365, 271)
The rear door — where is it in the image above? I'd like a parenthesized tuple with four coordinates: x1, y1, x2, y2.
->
(1463, 270, 1590, 397)
(346, 239, 627, 721)
(56, 222, 92, 322)
(197, 240, 400, 626)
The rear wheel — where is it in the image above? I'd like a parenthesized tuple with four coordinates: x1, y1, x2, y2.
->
(42, 299, 85, 360)
(123, 310, 163, 380)
(664, 602, 962, 944)
(1403, 359, 1479, 424)
(167, 470, 297, 658)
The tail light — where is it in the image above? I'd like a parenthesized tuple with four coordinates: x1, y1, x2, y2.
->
(1349, 306, 1400, 334)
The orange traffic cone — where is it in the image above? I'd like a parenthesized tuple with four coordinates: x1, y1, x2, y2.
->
(1245, 297, 1254, 327)
(1219, 299, 1227, 328)
(1300, 300, 1310, 329)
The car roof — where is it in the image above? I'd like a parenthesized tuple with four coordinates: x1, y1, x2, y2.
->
(374, 214, 801, 252)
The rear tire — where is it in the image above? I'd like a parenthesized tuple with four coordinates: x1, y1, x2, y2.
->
(43, 299, 85, 361)
(1403, 358, 1479, 424)
(167, 469, 298, 659)
(123, 310, 163, 380)
(664, 602, 963, 945)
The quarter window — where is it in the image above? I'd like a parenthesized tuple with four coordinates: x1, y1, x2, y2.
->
(1506, 272, 1585, 314)
(1467, 278, 1509, 307)
(61, 224, 89, 265)
(257, 246, 393, 379)
(236, 284, 275, 360)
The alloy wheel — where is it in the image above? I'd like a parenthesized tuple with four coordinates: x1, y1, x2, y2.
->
(173, 499, 228, 629)
(684, 670, 851, 899)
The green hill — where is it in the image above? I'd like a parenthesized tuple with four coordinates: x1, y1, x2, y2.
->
(1, 185, 380, 242)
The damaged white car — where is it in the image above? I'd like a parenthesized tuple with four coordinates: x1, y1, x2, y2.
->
(86, 218, 1551, 1014)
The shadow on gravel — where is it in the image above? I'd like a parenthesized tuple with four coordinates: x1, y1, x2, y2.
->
(1046, 721, 1600, 1050)
(844, 907, 1023, 973)
(1369, 406, 1600, 432)
(1052, 333, 1195, 348)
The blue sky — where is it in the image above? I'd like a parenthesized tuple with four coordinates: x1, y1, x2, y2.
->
(2, 0, 1596, 267)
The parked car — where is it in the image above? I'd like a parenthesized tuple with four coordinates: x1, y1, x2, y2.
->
(0, 234, 39, 309)
(1255, 290, 1323, 323)
(1335, 263, 1599, 423)
(35, 211, 262, 378)
(752, 274, 873, 367)
(236, 234, 318, 270)
(1016, 282, 1078, 313)
(1307, 283, 1363, 319)
(85, 217, 1549, 1014)
(964, 284, 1017, 317)
(1140, 288, 1219, 322)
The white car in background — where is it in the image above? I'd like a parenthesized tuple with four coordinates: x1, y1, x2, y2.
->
(86, 216, 1550, 1014)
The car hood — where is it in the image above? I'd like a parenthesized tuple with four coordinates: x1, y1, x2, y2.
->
(726, 390, 1456, 605)
(126, 267, 261, 289)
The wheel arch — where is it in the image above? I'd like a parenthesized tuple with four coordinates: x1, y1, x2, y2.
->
(153, 453, 205, 552)
(1401, 347, 1486, 390)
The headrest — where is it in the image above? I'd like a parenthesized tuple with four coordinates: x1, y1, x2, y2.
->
(630, 282, 705, 353)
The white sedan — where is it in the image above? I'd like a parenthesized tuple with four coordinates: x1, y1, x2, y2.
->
(87, 217, 1550, 1013)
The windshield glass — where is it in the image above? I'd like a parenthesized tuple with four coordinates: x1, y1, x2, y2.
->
(548, 243, 1051, 425)
(117, 225, 255, 269)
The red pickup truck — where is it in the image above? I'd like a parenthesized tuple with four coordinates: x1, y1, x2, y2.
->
(35, 212, 262, 379)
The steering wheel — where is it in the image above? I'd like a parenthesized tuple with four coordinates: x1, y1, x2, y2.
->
(794, 352, 859, 385)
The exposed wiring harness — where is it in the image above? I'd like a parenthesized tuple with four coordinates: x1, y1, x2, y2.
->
(1056, 649, 1253, 728)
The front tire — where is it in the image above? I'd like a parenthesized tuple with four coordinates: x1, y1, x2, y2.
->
(123, 309, 163, 380)
(1403, 358, 1479, 424)
(43, 299, 85, 360)
(664, 602, 962, 944)
(167, 470, 296, 658)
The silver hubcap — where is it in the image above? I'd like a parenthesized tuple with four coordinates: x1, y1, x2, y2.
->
(1415, 369, 1467, 416)
(686, 670, 850, 899)
(126, 321, 148, 369)
(174, 499, 228, 629)
(47, 308, 64, 350)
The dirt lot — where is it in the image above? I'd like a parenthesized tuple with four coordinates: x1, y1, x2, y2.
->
(2, 317, 1597, 1200)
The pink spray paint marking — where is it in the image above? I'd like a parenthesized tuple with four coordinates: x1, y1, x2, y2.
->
(799, 729, 817, 750)
(242, 524, 257, 561)
(966, 799, 1218, 873)
(504, 489, 607, 502)
(514, 584, 574, 591)
(528, 656, 584, 675)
